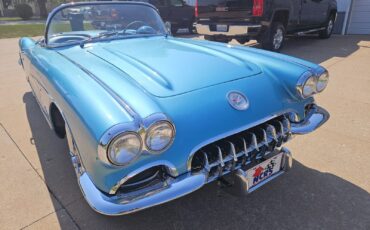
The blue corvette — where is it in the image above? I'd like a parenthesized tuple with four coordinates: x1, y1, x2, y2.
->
(19, 2, 329, 215)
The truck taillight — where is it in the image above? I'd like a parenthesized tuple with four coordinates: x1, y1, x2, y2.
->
(253, 0, 264, 16)
(195, 0, 198, 17)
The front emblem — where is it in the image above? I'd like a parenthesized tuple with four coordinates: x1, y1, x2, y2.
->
(227, 91, 249, 111)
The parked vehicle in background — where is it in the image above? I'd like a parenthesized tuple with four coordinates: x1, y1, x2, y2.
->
(99, 0, 195, 34)
(148, 0, 195, 34)
(195, 0, 337, 51)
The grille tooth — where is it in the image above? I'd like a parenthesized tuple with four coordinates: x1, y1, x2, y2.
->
(216, 146, 225, 167)
(228, 142, 238, 171)
(241, 137, 248, 158)
(276, 121, 285, 147)
(266, 124, 278, 142)
(246, 132, 259, 152)
(202, 151, 210, 172)
(282, 117, 291, 142)
(261, 128, 268, 145)
(257, 128, 269, 158)
(228, 142, 238, 162)
(282, 117, 291, 133)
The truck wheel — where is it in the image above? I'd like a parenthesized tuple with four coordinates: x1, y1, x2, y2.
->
(319, 16, 334, 39)
(261, 22, 285, 52)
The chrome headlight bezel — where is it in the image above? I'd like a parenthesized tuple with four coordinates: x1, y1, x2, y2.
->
(297, 68, 329, 99)
(98, 113, 175, 167)
(145, 120, 175, 154)
(316, 69, 329, 92)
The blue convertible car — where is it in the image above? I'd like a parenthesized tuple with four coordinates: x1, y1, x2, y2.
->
(19, 2, 329, 215)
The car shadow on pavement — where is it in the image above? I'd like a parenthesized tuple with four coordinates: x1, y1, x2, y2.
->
(249, 35, 370, 64)
(176, 34, 369, 65)
(24, 91, 370, 230)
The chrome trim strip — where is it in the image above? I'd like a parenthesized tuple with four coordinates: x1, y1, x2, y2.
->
(291, 104, 330, 135)
(57, 52, 140, 123)
(195, 24, 261, 36)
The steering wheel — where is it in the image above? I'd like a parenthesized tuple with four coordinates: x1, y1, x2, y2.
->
(124, 21, 147, 30)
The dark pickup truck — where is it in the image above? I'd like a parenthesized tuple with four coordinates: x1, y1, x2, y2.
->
(195, 0, 337, 51)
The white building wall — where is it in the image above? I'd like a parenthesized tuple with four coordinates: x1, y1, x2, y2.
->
(336, 0, 351, 12)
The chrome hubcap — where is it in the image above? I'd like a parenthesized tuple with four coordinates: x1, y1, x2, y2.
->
(273, 28, 283, 50)
(327, 20, 333, 34)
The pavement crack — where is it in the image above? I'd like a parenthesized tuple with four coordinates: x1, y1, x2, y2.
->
(0, 123, 81, 230)
(20, 211, 56, 230)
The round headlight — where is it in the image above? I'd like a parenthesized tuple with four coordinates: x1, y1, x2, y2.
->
(145, 121, 175, 153)
(302, 76, 316, 98)
(316, 71, 329, 92)
(107, 132, 142, 166)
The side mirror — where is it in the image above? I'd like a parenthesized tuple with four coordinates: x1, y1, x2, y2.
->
(164, 21, 172, 35)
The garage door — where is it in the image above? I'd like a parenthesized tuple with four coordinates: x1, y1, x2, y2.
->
(347, 0, 370, 34)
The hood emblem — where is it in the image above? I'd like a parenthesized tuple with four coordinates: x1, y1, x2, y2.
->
(227, 91, 249, 111)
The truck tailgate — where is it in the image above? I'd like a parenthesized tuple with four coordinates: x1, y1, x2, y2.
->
(197, 0, 254, 21)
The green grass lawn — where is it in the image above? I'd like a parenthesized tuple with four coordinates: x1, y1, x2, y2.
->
(0, 24, 45, 38)
(0, 17, 22, 21)
(0, 23, 94, 39)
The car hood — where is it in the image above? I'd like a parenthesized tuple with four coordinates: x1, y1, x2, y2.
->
(81, 36, 262, 97)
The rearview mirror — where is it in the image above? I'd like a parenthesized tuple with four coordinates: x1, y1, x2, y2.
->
(164, 21, 172, 35)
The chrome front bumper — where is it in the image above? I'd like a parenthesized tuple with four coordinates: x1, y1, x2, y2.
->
(195, 24, 261, 36)
(77, 105, 329, 216)
(79, 149, 292, 216)
(79, 172, 206, 216)
(291, 104, 330, 135)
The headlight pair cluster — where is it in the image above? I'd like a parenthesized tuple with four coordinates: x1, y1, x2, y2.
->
(107, 121, 175, 166)
(297, 69, 329, 98)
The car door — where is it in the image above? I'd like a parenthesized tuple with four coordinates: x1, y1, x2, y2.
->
(311, 0, 329, 25)
(300, 0, 316, 27)
(300, 0, 328, 27)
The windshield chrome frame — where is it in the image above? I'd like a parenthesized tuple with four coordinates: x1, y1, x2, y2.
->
(44, 1, 163, 47)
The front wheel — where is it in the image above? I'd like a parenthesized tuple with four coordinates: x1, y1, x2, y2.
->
(319, 16, 334, 39)
(260, 22, 285, 52)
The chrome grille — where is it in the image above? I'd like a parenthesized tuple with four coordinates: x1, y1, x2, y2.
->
(190, 116, 291, 182)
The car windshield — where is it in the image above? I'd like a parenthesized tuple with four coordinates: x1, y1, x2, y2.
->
(46, 2, 166, 47)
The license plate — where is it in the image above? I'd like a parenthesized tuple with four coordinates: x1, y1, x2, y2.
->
(216, 6, 228, 12)
(246, 153, 283, 189)
(216, 24, 228, 32)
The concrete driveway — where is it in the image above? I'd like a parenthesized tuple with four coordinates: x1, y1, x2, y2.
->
(0, 35, 369, 230)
